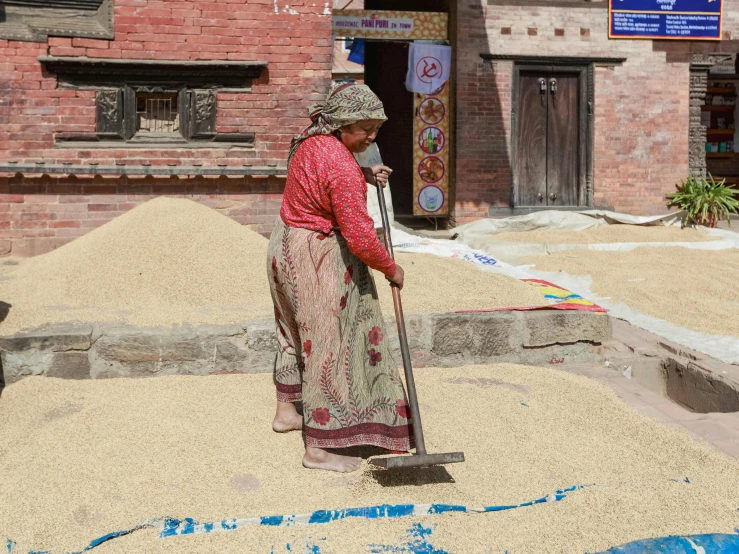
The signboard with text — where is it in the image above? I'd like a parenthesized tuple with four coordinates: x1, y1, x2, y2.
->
(331, 10, 448, 40)
(609, 0, 722, 40)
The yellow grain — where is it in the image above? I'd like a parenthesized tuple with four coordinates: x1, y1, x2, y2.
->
(1, 364, 736, 553)
(0, 198, 545, 334)
(524, 246, 739, 337)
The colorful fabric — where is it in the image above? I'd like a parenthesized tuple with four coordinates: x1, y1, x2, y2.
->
(267, 218, 413, 451)
(287, 82, 387, 168)
(522, 279, 607, 312)
(455, 279, 607, 314)
(281, 134, 396, 277)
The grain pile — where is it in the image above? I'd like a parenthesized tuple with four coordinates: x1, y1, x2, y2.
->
(0, 198, 275, 334)
(0, 198, 546, 335)
(1, 365, 737, 553)
(523, 246, 739, 337)
(373, 253, 546, 314)
(492, 225, 717, 244)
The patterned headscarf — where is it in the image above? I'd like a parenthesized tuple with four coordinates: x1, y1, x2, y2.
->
(287, 82, 387, 168)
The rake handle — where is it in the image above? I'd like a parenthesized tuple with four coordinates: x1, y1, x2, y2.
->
(376, 184, 426, 456)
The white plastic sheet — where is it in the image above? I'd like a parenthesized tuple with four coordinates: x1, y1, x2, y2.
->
(389, 225, 739, 364)
(455, 209, 684, 246)
(454, 210, 739, 265)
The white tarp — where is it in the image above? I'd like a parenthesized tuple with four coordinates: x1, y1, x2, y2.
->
(388, 224, 739, 364)
(453, 210, 739, 265)
(354, 142, 394, 229)
(455, 210, 684, 245)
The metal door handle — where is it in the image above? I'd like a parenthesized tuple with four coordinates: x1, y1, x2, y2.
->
(550, 78, 557, 94)
(549, 192, 557, 201)
(537, 193, 544, 202)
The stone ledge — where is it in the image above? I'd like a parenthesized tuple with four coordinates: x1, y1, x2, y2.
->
(0, 311, 612, 384)
(610, 318, 739, 413)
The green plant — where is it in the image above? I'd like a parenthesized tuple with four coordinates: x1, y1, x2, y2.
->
(666, 173, 739, 228)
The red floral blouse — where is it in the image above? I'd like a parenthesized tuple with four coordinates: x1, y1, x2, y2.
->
(280, 134, 397, 277)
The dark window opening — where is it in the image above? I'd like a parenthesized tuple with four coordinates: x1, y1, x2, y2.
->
(135, 92, 180, 136)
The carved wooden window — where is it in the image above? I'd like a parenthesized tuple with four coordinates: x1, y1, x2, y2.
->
(41, 57, 264, 146)
(95, 87, 218, 144)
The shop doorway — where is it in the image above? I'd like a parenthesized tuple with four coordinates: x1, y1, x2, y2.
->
(364, 41, 415, 217)
(333, 4, 451, 224)
(512, 65, 590, 208)
(698, 55, 739, 187)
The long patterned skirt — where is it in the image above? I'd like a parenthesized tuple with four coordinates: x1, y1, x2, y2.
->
(267, 219, 414, 451)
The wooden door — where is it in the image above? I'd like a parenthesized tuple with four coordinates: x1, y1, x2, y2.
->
(515, 70, 582, 206)
(515, 73, 547, 205)
(546, 74, 579, 206)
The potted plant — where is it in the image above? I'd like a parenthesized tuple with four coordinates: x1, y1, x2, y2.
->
(666, 173, 739, 228)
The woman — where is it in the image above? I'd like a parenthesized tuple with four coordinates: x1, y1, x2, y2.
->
(267, 83, 413, 473)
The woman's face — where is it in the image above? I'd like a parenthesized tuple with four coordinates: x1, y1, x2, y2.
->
(339, 119, 384, 153)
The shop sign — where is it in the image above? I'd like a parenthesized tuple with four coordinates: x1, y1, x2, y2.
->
(609, 0, 722, 40)
(332, 10, 448, 40)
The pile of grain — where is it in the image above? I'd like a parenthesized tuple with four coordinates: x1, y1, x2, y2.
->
(523, 246, 739, 337)
(1, 365, 737, 553)
(0, 198, 275, 334)
(374, 253, 546, 314)
(492, 225, 717, 244)
(0, 198, 546, 335)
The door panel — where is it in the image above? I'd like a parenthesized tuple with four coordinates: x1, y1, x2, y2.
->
(546, 74, 579, 206)
(515, 73, 547, 206)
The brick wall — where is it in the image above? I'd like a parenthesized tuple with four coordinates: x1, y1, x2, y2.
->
(454, 0, 739, 220)
(0, 0, 333, 256)
(0, 174, 285, 256)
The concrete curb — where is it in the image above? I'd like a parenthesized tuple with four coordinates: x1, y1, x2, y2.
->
(0, 310, 612, 383)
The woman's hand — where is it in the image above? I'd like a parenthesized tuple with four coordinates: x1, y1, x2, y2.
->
(386, 265, 404, 290)
(363, 165, 393, 188)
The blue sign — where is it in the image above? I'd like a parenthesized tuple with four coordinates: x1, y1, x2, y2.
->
(609, 0, 722, 40)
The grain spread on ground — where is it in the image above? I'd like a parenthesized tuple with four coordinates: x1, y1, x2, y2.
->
(0, 198, 545, 335)
(1, 364, 737, 553)
(523, 246, 739, 338)
(374, 253, 545, 315)
(491, 225, 717, 244)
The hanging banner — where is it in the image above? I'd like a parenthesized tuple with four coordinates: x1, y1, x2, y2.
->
(609, 0, 722, 40)
(405, 43, 452, 94)
(413, 83, 449, 217)
(331, 10, 448, 40)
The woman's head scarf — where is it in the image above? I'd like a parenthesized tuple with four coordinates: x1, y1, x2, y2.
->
(287, 82, 387, 167)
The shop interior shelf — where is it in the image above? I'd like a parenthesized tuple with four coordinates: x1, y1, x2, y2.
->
(707, 88, 737, 94)
(706, 152, 737, 158)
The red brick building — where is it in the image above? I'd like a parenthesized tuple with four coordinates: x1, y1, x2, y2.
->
(0, 0, 333, 256)
(454, 0, 739, 222)
(1, 0, 738, 256)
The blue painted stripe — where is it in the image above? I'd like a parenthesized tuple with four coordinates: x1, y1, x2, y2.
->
(160, 485, 594, 538)
(598, 533, 739, 553)
(7, 480, 711, 554)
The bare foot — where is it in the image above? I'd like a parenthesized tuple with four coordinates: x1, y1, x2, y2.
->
(303, 447, 362, 473)
(272, 413, 303, 433)
(272, 401, 303, 433)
